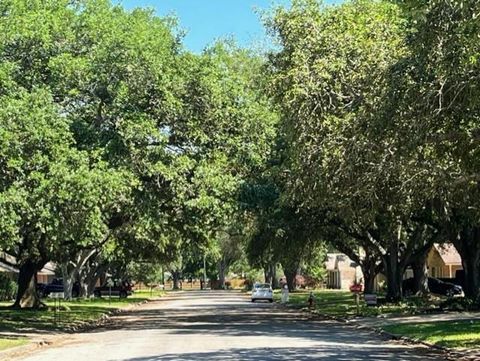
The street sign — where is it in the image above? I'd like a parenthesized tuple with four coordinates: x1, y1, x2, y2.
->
(49, 292, 64, 299)
(364, 293, 377, 306)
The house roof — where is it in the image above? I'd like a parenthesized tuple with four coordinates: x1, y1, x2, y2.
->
(0, 252, 57, 275)
(325, 253, 357, 270)
(40, 262, 56, 275)
(0, 260, 18, 273)
(433, 243, 462, 266)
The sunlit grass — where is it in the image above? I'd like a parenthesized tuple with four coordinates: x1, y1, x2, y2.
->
(0, 338, 28, 351)
(0, 290, 164, 333)
(383, 320, 480, 349)
(276, 289, 429, 317)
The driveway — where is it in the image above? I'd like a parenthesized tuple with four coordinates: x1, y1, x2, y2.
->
(10, 290, 446, 361)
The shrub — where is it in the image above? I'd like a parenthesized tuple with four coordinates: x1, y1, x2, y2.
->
(0, 273, 17, 301)
(440, 297, 479, 312)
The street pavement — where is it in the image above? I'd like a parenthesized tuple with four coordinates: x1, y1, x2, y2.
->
(9, 290, 447, 361)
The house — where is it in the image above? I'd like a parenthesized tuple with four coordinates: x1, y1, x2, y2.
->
(325, 243, 463, 291)
(0, 259, 18, 281)
(0, 252, 57, 284)
(325, 253, 361, 289)
(0, 252, 18, 280)
(427, 243, 462, 278)
(37, 262, 56, 284)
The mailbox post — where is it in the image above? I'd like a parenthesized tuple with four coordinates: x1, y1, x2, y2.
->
(349, 284, 363, 316)
(106, 278, 114, 305)
(49, 292, 64, 325)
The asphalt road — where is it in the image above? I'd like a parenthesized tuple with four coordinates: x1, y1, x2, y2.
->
(12, 290, 447, 361)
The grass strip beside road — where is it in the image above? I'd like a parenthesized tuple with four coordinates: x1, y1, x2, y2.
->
(0, 289, 164, 334)
(383, 320, 480, 349)
(0, 338, 28, 351)
(276, 290, 425, 317)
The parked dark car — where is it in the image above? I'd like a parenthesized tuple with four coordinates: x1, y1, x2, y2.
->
(93, 280, 133, 298)
(41, 278, 80, 298)
(403, 277, 463, 297)
(36, 282, 46, 296)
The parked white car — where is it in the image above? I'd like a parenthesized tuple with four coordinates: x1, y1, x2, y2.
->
(251, 283, 273, 303)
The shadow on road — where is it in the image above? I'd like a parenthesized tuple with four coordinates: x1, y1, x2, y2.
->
(117, 346, 440, 361)
(89, 291, 445, 361)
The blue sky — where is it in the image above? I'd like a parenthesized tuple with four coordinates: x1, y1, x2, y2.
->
(121, 0, 342, 53)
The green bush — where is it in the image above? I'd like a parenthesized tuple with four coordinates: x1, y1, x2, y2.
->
(0, 273, 17, 301)
(440, 297, 479, 311)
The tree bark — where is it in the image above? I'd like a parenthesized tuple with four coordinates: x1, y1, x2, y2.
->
(264, 262, 276, 286)
(383, 244, 403, 302)
(411, 251, 429, 296)
(13, 259, 46, 309)
(271, 264, 279, 289)
(284, 267, 297, 292)
(78, 257, 105, 298)
(453, 227, 480, 299)
(61, 249, 97, 299)
(461, 253, 480, 299)
(264, 266, 272, 285)
(61, 263, 75, 300)
(218, 259, 226, 289)
(361, 259, 377, 294)
(172, 271, 181, 290)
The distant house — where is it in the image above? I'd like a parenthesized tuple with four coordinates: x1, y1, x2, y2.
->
(0, 259, 18, 281)
(0, 252, 56, 284)
(427, 243, 462, 278)
(325, 243, 463, 291)
(325, 253, 361, 290)
(37, 262, 56, 284)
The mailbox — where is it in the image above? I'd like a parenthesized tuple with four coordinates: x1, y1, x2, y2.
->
(349, 284, 363, 293)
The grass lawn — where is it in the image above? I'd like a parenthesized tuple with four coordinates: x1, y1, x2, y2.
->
(0, 338, 28, 351)
(0, 289, 164, 333)
(383, 320, 480, 349)
(275, 289, 432, 317)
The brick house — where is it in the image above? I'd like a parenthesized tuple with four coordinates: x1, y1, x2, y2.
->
(325, 243, 463, 290)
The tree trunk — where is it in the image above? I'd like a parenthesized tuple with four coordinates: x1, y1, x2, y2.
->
(61, 263, 75, 300)
(453, 228, 480, 299)
(271, 264, 279, 289)
(383, 244, 403, 302)
(13, 259, 46, 309)
(264, 266, 272, 285)
(361, 260, 377, 294)
(461, 253, 480, 299)
(78, 258, 105, 298)
(61, 250, 96, 299)
(284, 267, 297, 292)
(218, 259, 226, 289)
(172, 271, 181, 290)
(264, 262, 276, 286)
(411, 251, 429, 296)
